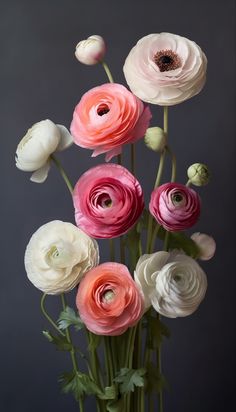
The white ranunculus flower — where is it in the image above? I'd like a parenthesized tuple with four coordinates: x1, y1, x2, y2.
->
(75, 35, 106, 65)
(15, 119, 73, 183)
(24, 220, 99, 294)
(123, 33, 207, 106)
(191, 232, 216, 260)
(134, 251, 207, 318)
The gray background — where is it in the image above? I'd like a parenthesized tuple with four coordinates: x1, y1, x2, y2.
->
(1, 0, 235, 411)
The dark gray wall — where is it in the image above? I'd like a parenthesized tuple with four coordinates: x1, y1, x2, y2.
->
(1, 0, 235, 411)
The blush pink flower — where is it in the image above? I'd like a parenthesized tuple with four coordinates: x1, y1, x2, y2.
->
(76, 262, 144, 336)
(73, 163, 144, 238)
(70, 83, 151, 161)
(149, 183, 201, 231)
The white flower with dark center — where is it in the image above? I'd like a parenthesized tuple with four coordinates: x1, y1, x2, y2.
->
(134, 251, 207, 318)
(24, 220, 99, 294)
(15, 119, 73, 183)
(123, 33, 207, 106)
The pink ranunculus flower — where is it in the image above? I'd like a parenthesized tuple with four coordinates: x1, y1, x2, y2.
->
(70, 83, 151, 161)
(149, 183, 201, 231)
(123, 33, 207, 106)
(76, 262, 144, 336)
(73, 163, 144, 238)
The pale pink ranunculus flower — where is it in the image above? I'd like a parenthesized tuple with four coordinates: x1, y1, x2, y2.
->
(149, 183, 201, 231)
(123, 33, 207, 106)
(73, 163, 144, 238)
(76, 262, 144, 336)
(75, 35, 106, 65)
(191, 232, 216, 260)
(70, 83, 151, 161)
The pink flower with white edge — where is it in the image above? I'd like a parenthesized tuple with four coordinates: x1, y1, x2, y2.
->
(73, 163, 144, 238)
(149, 183, 201, 231)
(76, 262, 144, 336)
(75, 35, 106, 65)
(70, 83, 151, 161)
(123, 33, 207, 106)
(191, 232, 216, 260)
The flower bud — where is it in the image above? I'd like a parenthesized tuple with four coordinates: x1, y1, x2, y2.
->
(187, 163, 210, 186)
(144, 127, 167, 152)
(75, 35, 106, 65)
(191, 232, 216, 260)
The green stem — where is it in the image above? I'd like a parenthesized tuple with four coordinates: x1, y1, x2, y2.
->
(154, 149, 166, 189)
(150, 224, 161, 254)
(40, 293, 65, 336)
(79, 397, 84, 412)
(156, 314, 163, 412)
(61, 293, 79, 373)
(101, 61, 114, 83)
(51, 154, 73, 194)
(166, 145, 177, 182)
(109, 239, 115, 261)
(186, 179, 192, 187)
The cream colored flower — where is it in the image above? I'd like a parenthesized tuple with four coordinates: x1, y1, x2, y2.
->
(24, 220, 99, 294)
(15, 120, 73, 183)
(123, 33, 207, 106)
(75, 35, 105, 65)
(134, 251, 207, 318)
(191, 232, 216, 260)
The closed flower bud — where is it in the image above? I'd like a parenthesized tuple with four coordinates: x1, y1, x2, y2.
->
(191, 232, 216, 260)
(75, 35, 106, 65)
(187, 163, 210, 186)
(144, 127, 167, 152)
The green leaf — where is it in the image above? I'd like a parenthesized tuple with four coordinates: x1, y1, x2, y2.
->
(147, 316, 170, 349)
(57, 306, 84, 331)
(98, 385, 117, 400)
(106, 398, 125, 412)
(145, 362, 169, 394)
(42, 330, 72, 351)
(114, 368, 146, 394)
(156, 227, 200, 258)
(88, 332, 101, 352)
(59, 371, 102, 400)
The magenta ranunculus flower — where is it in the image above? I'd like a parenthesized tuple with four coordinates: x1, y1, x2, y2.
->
(73, 163, 144, 238)
(149, 183, 201, 231)
(76, 262, 144, 336)
(70, 83, 152, 161)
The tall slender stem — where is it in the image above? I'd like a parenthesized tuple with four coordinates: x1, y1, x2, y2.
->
(40, 293, 65, 336)
(61, 294, 79, 373)
(51, 154, 73, 194)
(101, 61, 114, 83)
(166, 146, 177, 182)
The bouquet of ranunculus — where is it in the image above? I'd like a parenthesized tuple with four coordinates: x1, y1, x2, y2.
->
(16, 33, 215, 412)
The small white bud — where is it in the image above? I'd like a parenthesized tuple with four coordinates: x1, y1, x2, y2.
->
(75, 35, 106, 65)
(144, 127, 167, 152)
(187, 163, 210, 186)
(191, 232, 216, 261)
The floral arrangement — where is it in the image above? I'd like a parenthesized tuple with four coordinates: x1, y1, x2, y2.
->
(16, 32, 216, 412)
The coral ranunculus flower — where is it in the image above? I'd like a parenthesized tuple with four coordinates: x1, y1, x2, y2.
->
(123, 33, 207, 106)
(76, 262, 144, 336)
(70, 83, 151, 161)
(73, 164, 144, 238)
(149, 183, 201, 231)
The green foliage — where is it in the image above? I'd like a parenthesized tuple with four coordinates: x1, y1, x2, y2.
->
(98, 385, 117, 400)
(87, 332, 101, 352)
(59, 371, 102, 400)
(147, 315, 170, 349)
(157, 227, 200, 258)
(145, 362, 169, 394)
(42, 330, 72, 351)
(106, 397, 125, 412)
(114, 368, 146, 394)
(57, 306, 84, 331)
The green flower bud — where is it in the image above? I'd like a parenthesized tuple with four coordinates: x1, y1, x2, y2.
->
(187, 163, 210, 186)
(144, 127, 167, 152)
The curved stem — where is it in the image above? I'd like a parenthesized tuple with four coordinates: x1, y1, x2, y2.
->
(166, 146, 177, 182)
(40, 293, 65, 336)
(61, 293, 79, 373)
(50, 154, 73, 194)
(186, 179, 192, 187)
(101, 61, 114, 83)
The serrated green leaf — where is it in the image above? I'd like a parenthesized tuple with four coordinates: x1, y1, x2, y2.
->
(42, 330, 72, 351)
(98, 385, 117, 400)
(156, 227, 200, 258)
(59, 371, 102, 400)
(145, 362, 169, 394)
(58, 306, 84, 331)
(114, 368, 146, 394)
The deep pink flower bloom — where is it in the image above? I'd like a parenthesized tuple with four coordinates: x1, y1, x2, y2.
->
(149, 183, 201, 231)
(70, 83, 151, 161)
(73, 164, 144, 238)
(76, 262, 144, 336)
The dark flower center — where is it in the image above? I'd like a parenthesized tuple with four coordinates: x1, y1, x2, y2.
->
(154, 49, 181, 72)
(97, 103, 110, 116)
(171, 192, 186, 207)
(97, 193, 112, 208)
